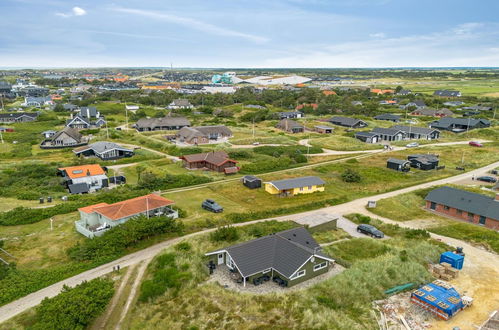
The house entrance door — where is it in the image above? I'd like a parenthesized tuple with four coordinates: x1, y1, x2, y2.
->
(479, 216, 486, 225)
(430, 202, 436, 210)
(217, 253, 224, 265)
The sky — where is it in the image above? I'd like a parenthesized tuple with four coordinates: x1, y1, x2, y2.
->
(1, 0, 499, 68)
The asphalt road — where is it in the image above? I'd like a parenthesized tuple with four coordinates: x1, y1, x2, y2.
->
(0, 160, 498, 324)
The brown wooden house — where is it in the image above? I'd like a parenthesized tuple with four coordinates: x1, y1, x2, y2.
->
(180, 151, 239, 174)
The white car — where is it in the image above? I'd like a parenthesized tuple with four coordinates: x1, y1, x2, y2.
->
(252, 142, 260, 145)
(406, 142, 419, 148)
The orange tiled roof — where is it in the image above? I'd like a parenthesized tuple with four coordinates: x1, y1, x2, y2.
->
(322, 90, 337, 96)
(295, 103, 318, 110)
(58, 164, 106, 179)
(81, 194, 174, 221)
(79, 203, 109, 214)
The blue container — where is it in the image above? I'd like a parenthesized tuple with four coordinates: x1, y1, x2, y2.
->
(439, 251, 464, 270)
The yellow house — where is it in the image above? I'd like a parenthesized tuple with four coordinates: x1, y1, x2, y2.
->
(264, 176, 325, 196)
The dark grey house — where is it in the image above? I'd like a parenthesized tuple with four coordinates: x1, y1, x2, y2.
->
(135, 116, 191, 131)
(433, 90, 461, 97)
(0, 112, 39, 123)
(408, 154, 439, 170)
(429, 118, 491, 133)
(374, 114, 400, 122)
(241, 175, 262, 189)
(329, 116, 367, 128)
(390, 125, 440, 140)
(387, 158, 410, 172)
(206, 227, 335, 287)
(276, 111, 304, 120)
(73, 142, 134, 160)
(372, 127, 405, 142)
(355, 131, 380, 143)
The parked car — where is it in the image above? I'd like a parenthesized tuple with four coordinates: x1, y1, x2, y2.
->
(201, 199, 223, 213)
(469, 141, 483, 147)
(357, 224, 384, 238)
(406, 142, 419, 148)
(476, 176, 497, 183)
(252, 141, 260, 145)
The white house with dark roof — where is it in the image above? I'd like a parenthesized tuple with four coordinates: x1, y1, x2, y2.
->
(206, 227, 335, 287)
(73, 141, 134, 160)
(167, 99, 194, 109)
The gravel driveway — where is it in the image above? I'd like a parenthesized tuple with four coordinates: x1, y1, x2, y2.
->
(337, 216, 390, 239)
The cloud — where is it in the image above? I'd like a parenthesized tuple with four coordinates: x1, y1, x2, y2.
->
(111, 7, 269, 43)
(56, 6, 87, 18)
(369, 32, 386, 38)
(261, 22, 499, 67)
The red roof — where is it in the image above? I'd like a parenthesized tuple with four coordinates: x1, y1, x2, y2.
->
(295, 103, 318, 110)
(78, 194, 174, 221)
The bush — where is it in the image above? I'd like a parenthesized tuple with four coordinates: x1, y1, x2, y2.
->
(210, 225, 240, 242)
(138, 253, 191, 302)
(32, 278, 114, 330)
(341, 169, 362, 183)
(67, 215, 184, 262)
(137, 172, 212, 191)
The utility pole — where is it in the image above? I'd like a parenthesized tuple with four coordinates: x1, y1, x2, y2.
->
(0, 130, 3, 144)
(252, 117, 255, 140)
(466, 116, 471, 136)
(106, 121, 109, 140)
(125, 103, 128, 131)
(0, 93, 4, 111)
(50, 218, 53, 231)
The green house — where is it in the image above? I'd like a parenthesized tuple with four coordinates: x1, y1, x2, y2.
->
(205, 227, 335, 287)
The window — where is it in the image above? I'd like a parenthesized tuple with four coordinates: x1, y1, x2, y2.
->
(314, 262, 328, 272)
(456, 210, 462, 215)
(300, 187, 304, 191)
(262, 268, 271, 274)
(292, 270, 306, 279)
(444, 206, 450, 211)
(308, 186, 312, 190)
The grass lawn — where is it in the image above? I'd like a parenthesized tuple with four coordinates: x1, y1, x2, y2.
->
(123, 221, 444, 329)
(309, 135, 383, 151)
(0, 198, 51, 212)
(0, 211, 84, 269)
(428, 223, 499, 254)
(312, 228, 351, 244)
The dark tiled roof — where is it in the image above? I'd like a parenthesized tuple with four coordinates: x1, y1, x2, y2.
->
(372, 127, 403, 136)
(374, 114, 400, 121)
(209, 227, 332, 278)
(355, 131, 379, 137)
(390, 125, 438, 135)
(425, 186, 499, 220)
(329, 116, 366, 127)
(136, 116, 191, 129)
(429, 117, 491, 129)
(266, 176, 325, 190)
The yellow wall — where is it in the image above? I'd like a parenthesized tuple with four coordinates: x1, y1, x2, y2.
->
(264, 183, 325, 196)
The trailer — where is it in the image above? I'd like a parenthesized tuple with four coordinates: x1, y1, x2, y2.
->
(410, 280, 471, 320)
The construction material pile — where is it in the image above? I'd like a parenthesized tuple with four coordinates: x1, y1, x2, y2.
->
(429, 262, 459, 281)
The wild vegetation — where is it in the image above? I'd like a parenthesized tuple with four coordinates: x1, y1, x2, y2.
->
(125, 219, 445, 329)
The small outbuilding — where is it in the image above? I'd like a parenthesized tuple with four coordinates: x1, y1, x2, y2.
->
(387, 158, 410, 172)
(241, 175, 262, 189)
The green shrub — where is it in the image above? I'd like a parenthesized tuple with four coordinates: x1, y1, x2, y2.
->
(139, 253, 191, 302)
(341, 169, 362, 183)
(174, 242, 192, 252)
(210, 225, 239, 242)
(137, 172, 212, 191)
(32, 278, 114, 330)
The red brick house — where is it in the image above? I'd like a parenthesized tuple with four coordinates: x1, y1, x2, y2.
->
(180, 151, 239, 174)
(425, 186, 499, 230)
